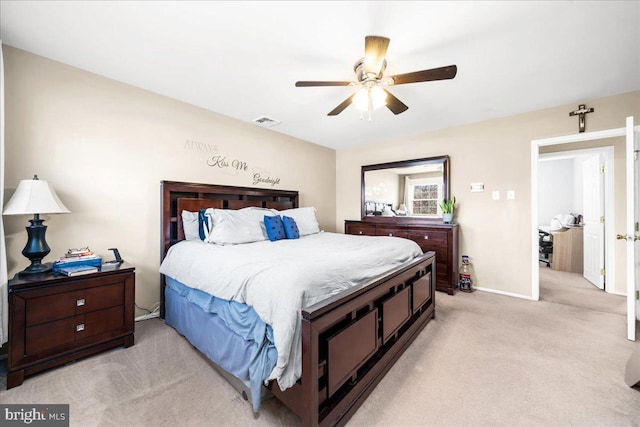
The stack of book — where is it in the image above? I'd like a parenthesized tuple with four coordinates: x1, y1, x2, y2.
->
(52, 247, 102, 274)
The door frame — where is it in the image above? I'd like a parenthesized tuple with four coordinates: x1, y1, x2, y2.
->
(538, 146, 615, 293)
(531, 123, 636, 301)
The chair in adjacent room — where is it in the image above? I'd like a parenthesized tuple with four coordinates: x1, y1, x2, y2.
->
(539, 229, 553, 267)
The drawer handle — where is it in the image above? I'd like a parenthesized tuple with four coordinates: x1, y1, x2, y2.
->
(76, 323, 85, 332)
(388, 233, 393, 237)
(359, 231, 363, 235)
(424, 236, 429, 240)
(76, 298, 85, 307)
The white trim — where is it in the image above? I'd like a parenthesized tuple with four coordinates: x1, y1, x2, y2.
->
(625, 117, 635, 341)
(135, 312, 160, 322)
(474, 286, 538, 301)
(607, 290, 627, 297)
(532, 127, 627, 147)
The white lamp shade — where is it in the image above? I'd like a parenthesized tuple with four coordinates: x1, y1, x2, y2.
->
(3, 178, 70, 215)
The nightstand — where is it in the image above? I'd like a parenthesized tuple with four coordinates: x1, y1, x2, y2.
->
(7, 263, 135, 389)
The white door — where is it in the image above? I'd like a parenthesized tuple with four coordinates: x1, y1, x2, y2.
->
(625, 117, 638, 341)
(583, 154, 605, 288)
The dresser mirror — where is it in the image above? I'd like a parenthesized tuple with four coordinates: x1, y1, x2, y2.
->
(361, 155, 450, 221)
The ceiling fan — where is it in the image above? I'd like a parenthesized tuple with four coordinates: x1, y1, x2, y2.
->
(295, 35, 457, 119)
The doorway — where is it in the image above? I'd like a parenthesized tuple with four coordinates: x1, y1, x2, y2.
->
(537, 147, 615, 290)
(531, 118, 639, 341)
(537, 146, 625, 314)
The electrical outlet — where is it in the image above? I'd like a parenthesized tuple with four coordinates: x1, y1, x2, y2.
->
(492, 191, 500, 201)
(507, 190, 515, 200)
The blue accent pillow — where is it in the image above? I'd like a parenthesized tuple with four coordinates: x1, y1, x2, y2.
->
(282, 216, 300, 239)
(198, 209, 210, 240)
(264, 215, 286, 242)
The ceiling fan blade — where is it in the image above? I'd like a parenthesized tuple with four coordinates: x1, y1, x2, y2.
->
(328, 94, 355, 116)
(364, 36, 390, 77)
(295, 81, 352, 87)
(389, 65, 457, 85)
(383, 89, 409, 115)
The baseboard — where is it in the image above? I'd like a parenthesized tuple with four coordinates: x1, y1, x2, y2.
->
(474, 286, 538, 301)
(606, 289, 626, 296)
(135, 312, 160, 322)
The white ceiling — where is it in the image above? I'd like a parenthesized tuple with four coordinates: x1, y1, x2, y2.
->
(1, 1, 639, 150)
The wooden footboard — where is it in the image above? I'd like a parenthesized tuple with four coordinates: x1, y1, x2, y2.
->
(269, 251, 436, 427)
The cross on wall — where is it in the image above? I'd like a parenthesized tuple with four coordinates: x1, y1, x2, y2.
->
(569, 104, 594, 133)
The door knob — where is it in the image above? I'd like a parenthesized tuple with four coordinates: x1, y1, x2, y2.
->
(616, 234, 628, 240)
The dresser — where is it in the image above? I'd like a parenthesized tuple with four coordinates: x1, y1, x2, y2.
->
(345, 220, 459, 294)
(7, 264, 135, 389)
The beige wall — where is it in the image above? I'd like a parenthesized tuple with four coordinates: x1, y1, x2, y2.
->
(337, 91, 640, 298)
(2, 46, 336, 316)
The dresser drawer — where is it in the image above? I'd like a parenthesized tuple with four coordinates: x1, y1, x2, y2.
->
(406, 229, 448, 244)
(376, 227, 408, 238)
(415, 241, 447, 256)
(26, 282, 124, 326)
(346, 223, 376, 236)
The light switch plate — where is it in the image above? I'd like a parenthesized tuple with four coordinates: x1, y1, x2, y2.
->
(507, 190, 515, 200)
(492, 191, 500, 200)
(470, 182, 484, 192)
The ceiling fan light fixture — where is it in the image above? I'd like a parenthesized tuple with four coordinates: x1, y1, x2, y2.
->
(353, 85, 386, 112)
(353, 88, 369, 111)
(370, 85, 387, 109)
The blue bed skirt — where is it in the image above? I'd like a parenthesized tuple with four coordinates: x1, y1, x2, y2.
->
(164, 277, 277, 411)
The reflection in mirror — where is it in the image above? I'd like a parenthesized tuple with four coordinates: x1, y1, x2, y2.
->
(362, 156, 449, 219)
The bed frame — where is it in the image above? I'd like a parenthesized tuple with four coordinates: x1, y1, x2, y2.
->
(160, 180, 436, 427)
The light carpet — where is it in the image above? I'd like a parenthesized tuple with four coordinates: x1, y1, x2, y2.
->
(539, 265, 626, 316)
(1, 289, 639, 426)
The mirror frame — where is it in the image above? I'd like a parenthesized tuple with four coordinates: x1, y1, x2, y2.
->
(361, 155, 450, 223)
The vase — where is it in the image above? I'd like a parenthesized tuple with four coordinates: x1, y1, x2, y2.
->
(443, 213, 454, 224)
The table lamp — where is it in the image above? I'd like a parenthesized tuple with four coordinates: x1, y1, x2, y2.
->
(3, 175, 70, 276)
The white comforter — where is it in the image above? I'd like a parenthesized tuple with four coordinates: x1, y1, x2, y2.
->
(159, 231, 422, 390)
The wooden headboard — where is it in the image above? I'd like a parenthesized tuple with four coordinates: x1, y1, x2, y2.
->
(160, 181, 299, 317)
(161, 180, 299, 259)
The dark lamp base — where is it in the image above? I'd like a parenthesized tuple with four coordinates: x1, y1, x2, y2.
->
(19, 262, 53, 277)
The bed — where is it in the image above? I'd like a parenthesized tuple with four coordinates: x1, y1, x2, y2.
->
(160, 181, 436, 427)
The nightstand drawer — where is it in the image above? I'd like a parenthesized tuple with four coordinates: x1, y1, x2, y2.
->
(81, 283, 124, 313)
(82, 305, 125, 339)
(25, 305, 125, 355)
(25, 282, 124, 326)
(26, 316, 79, 354)
(26, 290, 85, 326)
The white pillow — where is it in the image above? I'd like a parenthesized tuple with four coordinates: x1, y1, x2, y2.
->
(206, 208, 277, 245)
(181, 208, 215, 241)
(181, 211, 200, 241)
(279, 207, 320, 236)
